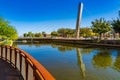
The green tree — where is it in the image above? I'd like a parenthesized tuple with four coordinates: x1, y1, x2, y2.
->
(57, 28, 67, 37)
(5, 26, 18, 40)
(42, 31, 46, 37)
(0, 17, 18, 46)
(27, 32, 34, 37)
(35, 33, 42, 37)
(80, 28, 93, 38)
(0, 17, 9, 27)
(31, 33, 35, 37)
(23, 33, 28, 37)
(51, 31, 58, 37)
(57, 28, 75, 37)
(91, 18, 111, 39)
(111, 18, 120, 33)
(65, 28, 75, 37)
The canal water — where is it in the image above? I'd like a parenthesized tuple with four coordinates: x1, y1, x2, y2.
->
(17, 43, 120, 80)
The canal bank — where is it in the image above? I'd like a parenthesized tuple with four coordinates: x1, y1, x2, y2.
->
(16, 38, 120, 48)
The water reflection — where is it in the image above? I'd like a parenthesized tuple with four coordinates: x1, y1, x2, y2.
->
(51, 44, 75, 52)
(93, 50, 112, 68)
(80, 48, 93, 54)
(76, 48, 86, 78)
(53, 45, 86, 78)
(58, 46, 74, 52)
(17, 43, 120, 80)
(114, 52, 120, 71)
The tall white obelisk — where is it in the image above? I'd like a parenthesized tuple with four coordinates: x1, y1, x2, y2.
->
(118, 10, 120, 19)
(75, 3, 83, 39)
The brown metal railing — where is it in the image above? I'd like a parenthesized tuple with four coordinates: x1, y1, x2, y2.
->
(0, 46, 55, 80)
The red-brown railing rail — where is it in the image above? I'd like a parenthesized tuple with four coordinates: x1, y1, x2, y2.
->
(0, 46, 55, 80)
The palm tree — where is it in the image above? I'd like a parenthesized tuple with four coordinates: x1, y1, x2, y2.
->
(91, 18, 111, 40)
(111, 18, 120, 38)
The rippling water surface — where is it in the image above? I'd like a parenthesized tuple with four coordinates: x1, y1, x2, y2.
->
(17, 43, 120, 80)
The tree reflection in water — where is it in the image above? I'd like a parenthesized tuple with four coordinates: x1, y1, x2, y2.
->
(93, 50, 112, 68)
(114, 52, 120, 71)
(58, 46, 75, 52)
(52, 44, 87, 78)
(52, 45, 95, 78)
(80, 48, 93, 54)
(51, 44, 87, 79)
(51, 44, 75, 52)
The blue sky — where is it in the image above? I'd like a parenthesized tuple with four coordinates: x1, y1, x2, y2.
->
(0, 0, 120, 36)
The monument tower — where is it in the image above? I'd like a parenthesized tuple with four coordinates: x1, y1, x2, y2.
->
(75, 3, 83, 39)
(118, 10, 120, 19)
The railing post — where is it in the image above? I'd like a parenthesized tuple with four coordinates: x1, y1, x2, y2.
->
(25, 62, 28, 80)
(7, 46, 11, 62)
(28, 64, 34, 80)
(0, 46, 1, 58)
(15, 48, 17, 68)
(20, 53, 22, 73)
(10, 47, 12, 63)
(1, 46, 3, 58)
(2, 46, 5, 59)
(16, 50, 20, 70)
(11, 48, 15, 67)
(5, 46, 7, 61)
(21, 56, 26, 80)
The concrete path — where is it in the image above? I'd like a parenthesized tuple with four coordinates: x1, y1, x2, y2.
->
(0, 59, 23, 80)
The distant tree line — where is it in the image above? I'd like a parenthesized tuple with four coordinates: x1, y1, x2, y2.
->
(51, 28, 97, 38)
(23, 31, 47, 38)
(23, 17, 120, 40)
(51, 28, 75, 37)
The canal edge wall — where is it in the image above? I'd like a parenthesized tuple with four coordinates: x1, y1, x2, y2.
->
(16, 38, 120, 48)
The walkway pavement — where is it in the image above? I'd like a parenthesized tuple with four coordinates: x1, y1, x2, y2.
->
(0, 59, 23, 80)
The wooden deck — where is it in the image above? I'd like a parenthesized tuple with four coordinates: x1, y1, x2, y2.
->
(0, 59, 23, 80)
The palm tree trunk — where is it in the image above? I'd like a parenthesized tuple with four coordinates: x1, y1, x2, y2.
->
(100, 33, 102, 40)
